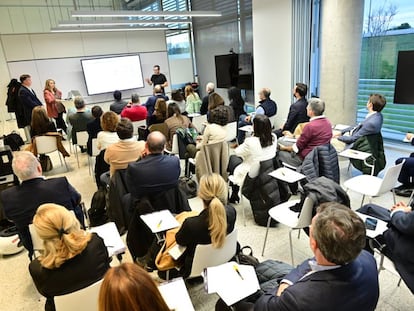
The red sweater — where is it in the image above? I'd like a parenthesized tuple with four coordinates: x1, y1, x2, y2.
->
(296, 116, 332, 159)
(121, 104, 147, 122)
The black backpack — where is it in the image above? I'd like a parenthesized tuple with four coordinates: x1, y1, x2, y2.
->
(3, 131, 24, 151)
(88, 187, 108, 227)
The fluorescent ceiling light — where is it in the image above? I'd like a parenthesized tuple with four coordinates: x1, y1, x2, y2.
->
(59, 20, 191, 27)
(50, 26, 171, 33)
(71, 10, 222, 18)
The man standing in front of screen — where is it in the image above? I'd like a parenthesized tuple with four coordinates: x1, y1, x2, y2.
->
(145, 65, 168, 94)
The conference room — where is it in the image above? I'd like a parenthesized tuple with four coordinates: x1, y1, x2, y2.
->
(1, 0, 414, 310)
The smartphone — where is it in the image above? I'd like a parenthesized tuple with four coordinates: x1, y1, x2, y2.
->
(365, 217, 378, 231)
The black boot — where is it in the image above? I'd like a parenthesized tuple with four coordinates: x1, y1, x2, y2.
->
(229, 185, 240, 204)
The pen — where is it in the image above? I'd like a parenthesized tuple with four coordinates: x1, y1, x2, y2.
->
(281, 169, 286, 176)
(157, 219, 162, 228)
(233, 264, 244, 280)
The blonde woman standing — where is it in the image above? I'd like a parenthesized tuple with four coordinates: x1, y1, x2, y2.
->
(29, 203, 110, 311)
(175, 173, 237, 277)
(44, 79, 67, 133)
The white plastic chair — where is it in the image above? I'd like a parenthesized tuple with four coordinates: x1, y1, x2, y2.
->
(74, 131, 89, 168)
(261, 197, 314, 265)
(343, 161, 404, 208)
(188, 229, 238, 279)
(29, 224, 44, 258)
(192, 115, 207, 134)
(88, 138, 100, 176)
(54, 279, 103, 311)
(132, 120, 147, 139)
(164, 134, 179, 156)
(225, 121, 238, 143)
(35, 135, 68, 171)
(268, 114, 277, 129)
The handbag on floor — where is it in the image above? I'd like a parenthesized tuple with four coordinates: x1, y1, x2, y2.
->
(39, 155, 53, 172)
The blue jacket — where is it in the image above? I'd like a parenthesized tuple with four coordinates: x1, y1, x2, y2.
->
(338, 112, 383, 144)
(254, 251, 379, 311)
(258, 98, 277, 117)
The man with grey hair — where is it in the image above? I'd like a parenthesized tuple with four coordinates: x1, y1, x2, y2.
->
(68, 96, 93, 150)
(278, 97, 332, 167)
(200, 82, 215, 115)
(121, 93, 147, 122)
(0, 151, 82, 259)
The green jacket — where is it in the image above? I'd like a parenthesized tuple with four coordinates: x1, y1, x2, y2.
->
(350, 133, 386, 176)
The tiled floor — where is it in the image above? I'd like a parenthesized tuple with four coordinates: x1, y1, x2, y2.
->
(0, 115, 413, 310)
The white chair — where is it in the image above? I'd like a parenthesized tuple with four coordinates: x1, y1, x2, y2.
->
(269, 114, 277, 129)
(261, 197, 314, 265)
(35, 136, 69, 171)
(164, 134, 179, 156)
(225, 121, 238, 143)
(188, 229, 238, 279)
(74, 131, 89, 168)
(88, 138, 100, 176)
(343, 161, 404, 208)
(375, 250, 403, 287)
(54, 279, 103, 311)
(192, 114, 207, 133)
(29, 224, 44, 258)
(132, 120, 147, 139)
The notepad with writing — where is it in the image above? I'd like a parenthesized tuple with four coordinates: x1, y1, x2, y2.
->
(140, 210, 180, 233)
(158, 277, 195, 311)
(205, 262, 260, 306)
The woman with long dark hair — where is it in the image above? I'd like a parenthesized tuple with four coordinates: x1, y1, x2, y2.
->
(164, 102, 194, 150)
(227, 114, 277, 203)
(228, 86, 246, 121)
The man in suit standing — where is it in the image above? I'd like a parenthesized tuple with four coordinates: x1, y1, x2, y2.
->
(0, 151, 83, 259)
(274, 82, 309, 138)
(18, 74, 43, 141)
(126, 131, 180, 199)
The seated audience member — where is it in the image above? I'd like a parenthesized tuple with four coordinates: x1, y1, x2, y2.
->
(148, 98, 168, 126)
(185, 85, 202, 114)
(186, 105, 229, 159)
(274, 82, 309, 138)
(168, 89, 186, 114)
(104, 118, 146, 178)
(228, 86, 246, 122)
(29, 203, 110, 311)
(86, 106, 103, 156)
(217, 203, 379, 311)
(97, 111, 119, 151)
(126, 131, 180, 199)
(0, 151, 83, 259)
(237, 87, 277, 144)
(208, 92, 234, 122)
(164, 102, 195, 151)
(68, 97, 94, 152)
(174, 173, 236, 278)
(144, 85, 169, 117)
(394, 132, 414, 196)
(109, 90, 127, 114)
(332, 93, 386, 150)
(120, 93, 147, 122)
(98, 263, 170, 311)
(30, 106, 57, 137)
(228, 115, 277, 203)
(357, 200, 414, 293)
(200, 82, 215, 115)
(278, 98, 332, 167)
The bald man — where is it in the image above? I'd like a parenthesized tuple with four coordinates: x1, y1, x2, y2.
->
(126, 131, 180, 199)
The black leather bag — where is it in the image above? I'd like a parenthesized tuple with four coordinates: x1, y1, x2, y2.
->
(235, 246, 260, 268)
(178, 176, 198, 199)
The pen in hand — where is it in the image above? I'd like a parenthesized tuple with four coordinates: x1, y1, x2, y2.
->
(233, 264, 244, 280)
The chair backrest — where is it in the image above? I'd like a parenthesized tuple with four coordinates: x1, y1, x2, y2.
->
(192, 115, 207, 133)
(225, 121, 237, 142)
(29, 224, 44, 255)
(171, 134, 179, 154)
(132, 120, 147, 136)
(195, 141, 229, 182)
(296, 197, 314, 229)
(54, 279, 103, 311)
(189, 229, 238, 279)
(76, 131, 88, 147)
(35, 136, 58, 154)
(378, 161, 404, 195)
(91, 138, 99, 157)
(269, 114, 277, 128)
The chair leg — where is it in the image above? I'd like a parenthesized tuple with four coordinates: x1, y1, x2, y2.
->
(360, 195, 365, 208)
(289, 229, 294, 266)
(57, 151, 63, 166)
(240, 193, 245, 227)
(75, 146, 80, 168)
(87, 156, 91, 176)
(261, 216, 272, 256)
(397, 278, 402, 287)
(392, 189, 396, 205)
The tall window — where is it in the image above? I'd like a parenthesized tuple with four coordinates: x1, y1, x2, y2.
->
(359, 0, 414, 140)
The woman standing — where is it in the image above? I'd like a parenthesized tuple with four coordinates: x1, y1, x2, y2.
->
(29, 203, 110, 311)
(44, 79, 67, 134)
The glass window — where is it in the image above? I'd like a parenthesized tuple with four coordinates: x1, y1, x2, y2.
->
(359, 0, 414, 140)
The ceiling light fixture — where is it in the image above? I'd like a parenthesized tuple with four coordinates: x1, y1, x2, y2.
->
(58, 20, 191, 27)
(71, 10, 222, 18)
(50, 26, 173, 33)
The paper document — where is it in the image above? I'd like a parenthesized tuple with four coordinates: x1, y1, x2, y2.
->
(168, 244, 187, 260)
(159, 277, 195, 311)
(205, 262, 260, 306)
(140, 210, 180, 233)
(269, 167, 306, 183)
(89, 222, 126, 257)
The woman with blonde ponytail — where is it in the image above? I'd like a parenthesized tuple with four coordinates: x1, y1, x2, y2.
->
(29, 203, 110, 311)
(175, 173, 236, 277)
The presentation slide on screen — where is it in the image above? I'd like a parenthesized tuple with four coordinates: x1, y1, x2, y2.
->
(81, 55, 144, 95)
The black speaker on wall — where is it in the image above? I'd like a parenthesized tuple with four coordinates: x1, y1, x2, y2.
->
(394, 50, 414, 105)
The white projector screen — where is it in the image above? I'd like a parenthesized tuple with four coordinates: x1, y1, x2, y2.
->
(81, 55, 144, 95)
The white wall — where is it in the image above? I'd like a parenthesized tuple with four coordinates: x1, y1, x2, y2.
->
(252, 0, 292, 128)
